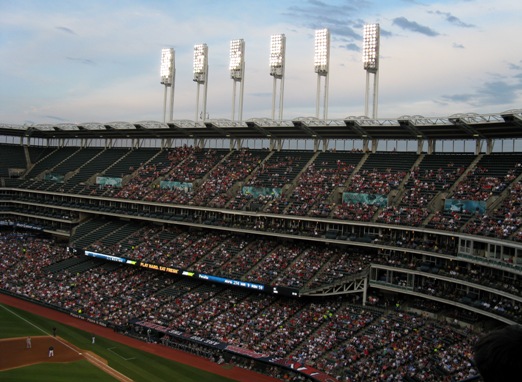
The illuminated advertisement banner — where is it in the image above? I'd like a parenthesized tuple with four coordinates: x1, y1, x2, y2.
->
(96, 176, 122, 187)
(82, 252, 297, 297)
(444, 198, 486, 214)
(44, 173, 64, 182)
(84, 250, 127, 263)
(198, 273, 265, 291)
(140, 262, 179, 274)
(242, 186, 282, 198)
(160, 181, 193, 191)
(0, 221, 43, 231)
(342, 192, 387, 207)
(271, 285, 299, 297)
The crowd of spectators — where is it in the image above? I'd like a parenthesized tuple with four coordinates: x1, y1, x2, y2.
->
(5, 147, 522, 380)
(346, 168, 406, 196)
(452, 166, 512, 201)
(247, 244, 303, 285)
(190, 149, 265, 208)
(281, 160, 355, 216)
(331, 202, 378, 222)
(0, 231, 509, 382)
(463, 180, 522, 239)
(227, 152, 311, 212)
(428, 160, 522, 235)
(245, 153, 309, 189)
(68, 215, 522, 309)
(305, 249, 377, 290)
(427, 211, 464, 232)
(113, 146, 193, 200)
(404, 163, 465, 202)
(79, 223, 374, 291)
(5, 146, 522, 242)
(375, 206, 429, 226)
(372, 250, 521, 298)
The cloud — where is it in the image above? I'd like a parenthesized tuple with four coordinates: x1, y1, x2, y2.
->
(439, 61, 522, 108)
(476, 80, 520, 105)
(56, 26, 76, 34)
(441, 93, 474, 103)
(392, 17, 440, 36)
(429, 10, 475, 28)
(508, 62, 522, 71)
(326, 25, 361, 40)
(442, 80, 521, 107)
(66, 57, 96, 65)
(284, 0, 367, 40)
(43, 115, 70, 122)
(379, 28, 393, 38)
(340, 43, 360, 52)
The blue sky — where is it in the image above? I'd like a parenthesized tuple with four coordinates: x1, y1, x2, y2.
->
(0, 0, 521, 125)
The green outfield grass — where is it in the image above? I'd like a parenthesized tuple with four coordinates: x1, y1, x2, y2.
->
(0, 303, 237, 382)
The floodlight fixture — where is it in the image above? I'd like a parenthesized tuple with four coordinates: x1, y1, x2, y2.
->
(160, 48, 175, 123)
(193, 43, 209, 122)
(229, 39, 245, 80)
(362, 23, 380, 119)
(160, 48, 175, 86)
(229, 39, 246, 122)
(193, 43, 208, 83)
(270, 34, 285, 79)
(314, 28, 330, 75)
(363, 24, 380, 72)
(314, 28, 330, 120)
(269, 34, 286, 122)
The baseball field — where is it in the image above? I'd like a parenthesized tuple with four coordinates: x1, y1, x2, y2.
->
(0, 295, 279, 382)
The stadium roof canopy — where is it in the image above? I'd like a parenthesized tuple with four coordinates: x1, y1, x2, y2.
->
(1, 110, 521, 141)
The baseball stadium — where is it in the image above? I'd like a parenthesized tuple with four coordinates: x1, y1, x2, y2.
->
(1, 15, 522, 382)
(2, 104, 522, 381)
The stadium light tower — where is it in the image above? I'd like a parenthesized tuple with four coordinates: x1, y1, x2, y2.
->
(160, 48, 175, 123)
(230, 39, 245, 122)
(269, 34, 286, 122)
(363, 23, 380, 119)
(193, 43, 209, 122)
(314, 28, 330, 120)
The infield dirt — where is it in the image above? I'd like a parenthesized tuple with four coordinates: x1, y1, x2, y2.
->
(0, 336, 83, 371)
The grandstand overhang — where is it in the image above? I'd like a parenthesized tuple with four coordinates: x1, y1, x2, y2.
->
(2, 110, 522, 141)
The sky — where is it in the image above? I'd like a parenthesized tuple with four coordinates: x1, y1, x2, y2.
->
(0, 0, 521, 126)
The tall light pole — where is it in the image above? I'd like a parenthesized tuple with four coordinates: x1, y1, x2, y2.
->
(314, 28, 330, 120)
(160, 48, 175, 123)
(363, 23, 380, 119)
(230, 39, 245, 122)
(193, 43, 209, 122)
(269, 34, 286, 122)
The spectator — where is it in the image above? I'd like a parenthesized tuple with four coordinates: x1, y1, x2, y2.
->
(474, 325, 522, 382)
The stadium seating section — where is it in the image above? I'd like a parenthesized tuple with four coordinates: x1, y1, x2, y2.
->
(2, 143, 521, 382)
